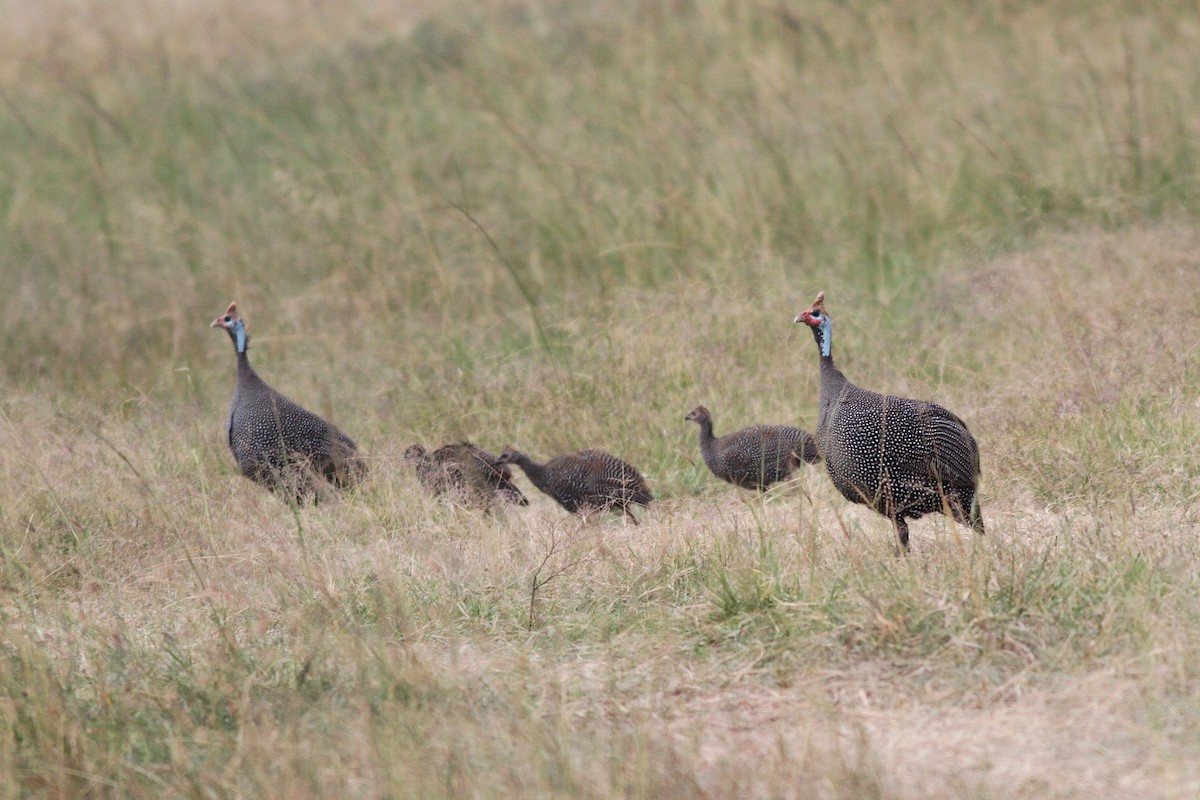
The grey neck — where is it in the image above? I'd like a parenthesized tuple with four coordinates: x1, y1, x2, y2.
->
(512, 453, 546, 484)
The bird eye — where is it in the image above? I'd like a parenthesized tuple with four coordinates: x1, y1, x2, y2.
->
(811, 310, 821, 319)
(223, 316, 231, 323)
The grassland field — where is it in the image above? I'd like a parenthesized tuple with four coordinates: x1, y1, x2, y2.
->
(2, 1, 1200, 797)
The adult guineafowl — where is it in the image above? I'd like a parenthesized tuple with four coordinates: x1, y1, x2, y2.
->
(404, 442, 528, 509)
(794, 292, 983, 551)
(211, 302, 365, 500)
(495, 447, 653, 524)
(684, 405, 819, 491)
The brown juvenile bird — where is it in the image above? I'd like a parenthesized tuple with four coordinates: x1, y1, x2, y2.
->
(495, 447, 653, 523)
(404, 442, 528, 509)
(685, 405, 819, 491)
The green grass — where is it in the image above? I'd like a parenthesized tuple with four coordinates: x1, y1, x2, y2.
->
(3, 0, 1200, 796)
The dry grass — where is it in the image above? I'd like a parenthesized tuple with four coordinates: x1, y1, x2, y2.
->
(2, 1, 1200, 798)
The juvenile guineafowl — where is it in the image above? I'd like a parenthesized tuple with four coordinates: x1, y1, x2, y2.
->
(404, 442, 528, 509)
(211, 302, 365, 500)
(495, 447, 653, 523)
(794, 291, 983, 551)
(685, 405, 819, 491)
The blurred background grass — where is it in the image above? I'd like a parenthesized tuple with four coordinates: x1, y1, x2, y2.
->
(3, 0, 1198, 384)
(3, 0, 1197, 507)
(3, 0, 1197, 495)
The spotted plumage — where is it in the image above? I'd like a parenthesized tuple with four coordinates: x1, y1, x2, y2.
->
(404, 442, 528, 509)
(211, 302, 365, 500)
(685, 405, 819, 491)
(494, 447, 653, 523)
(794, 291, 984, 551)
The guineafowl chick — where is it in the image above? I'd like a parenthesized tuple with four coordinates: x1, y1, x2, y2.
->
(211, 302, 365, 501)
(405, 442, 527, 509)
(685, 405, 819, 491)
(495, 447, 653, 523)
(794, 291, 983, 551)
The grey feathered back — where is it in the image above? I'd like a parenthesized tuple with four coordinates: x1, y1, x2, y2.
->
(685, 405, 819, 491)
(213, 303, 366, 500)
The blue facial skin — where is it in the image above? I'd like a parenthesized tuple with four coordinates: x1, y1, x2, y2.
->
(227, 317, 247, 352)
(805, 309, 830, 357)
(817, 315, 831, 357)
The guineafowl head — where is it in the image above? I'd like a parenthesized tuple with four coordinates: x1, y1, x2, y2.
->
(210, 302, 249, 352)
(494, 447, 523, 466)
(684, 406, 712, 425)
(794, 291, 831, 357)
(403, 444, 428, 462)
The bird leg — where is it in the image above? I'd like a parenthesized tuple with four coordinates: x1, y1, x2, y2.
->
(969, 496, 986, 535)
(946, 492, 986, 536)
(892, 517, 911, 555)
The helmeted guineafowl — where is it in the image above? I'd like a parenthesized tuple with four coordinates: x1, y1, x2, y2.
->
(794, 291, 983, 551)
(685, 405, 820, 491)
(404, 442, 528, 509)
(494, 447, 653, 523)
(211, 302, 366, 500)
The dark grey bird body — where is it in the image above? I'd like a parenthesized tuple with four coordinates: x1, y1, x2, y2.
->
(404, 442, 528, 509)
(213, 303, 365, 500)
(685, 405, 819, 491)
(796, 292, 983, 550)
(495, 447, 653, 523)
